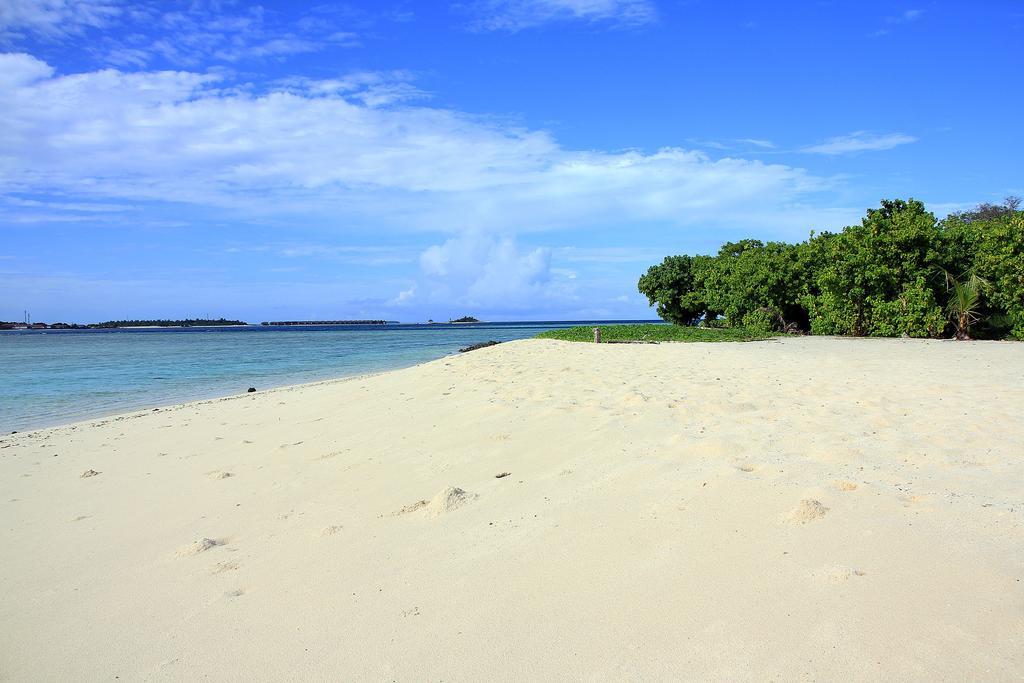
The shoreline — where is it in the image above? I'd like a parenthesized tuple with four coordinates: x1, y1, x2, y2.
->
(6, 333, 1016, 436)
(2, 337, 1022, 679)
(3, 362, 412, 437)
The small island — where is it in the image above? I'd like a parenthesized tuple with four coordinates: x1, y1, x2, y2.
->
(91, 318, 248, 328)
(1, 318, 248, 330)
(450, 316, 481, 323)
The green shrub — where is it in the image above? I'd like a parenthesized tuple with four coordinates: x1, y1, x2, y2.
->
(741, 307, 785, 334)
(867, 278, 946, 337)
(637, 197, 1022, 340)
(806, 199, 945, 336)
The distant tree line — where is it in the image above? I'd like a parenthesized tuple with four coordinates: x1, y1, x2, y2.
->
(638, 197, 1024, 340)
(90, 318, 247, 328)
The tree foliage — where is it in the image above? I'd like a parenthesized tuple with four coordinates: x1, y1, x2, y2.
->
(637, 197, 1023, 340)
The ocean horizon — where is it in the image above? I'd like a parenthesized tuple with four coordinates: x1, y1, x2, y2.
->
(0, 320, 656, 433)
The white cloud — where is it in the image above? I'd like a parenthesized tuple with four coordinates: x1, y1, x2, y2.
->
(0, 50, 53, 86)
(738, 138, 775, 149)
(467, 0, 656, 31)
(801, 131, 917, 155)
(278, 71, 428, 107)
(417, 232, 557, 310)
(0, 0, 119, 40)
(0, 54, 838, 237)
(1, 2, 361, 67)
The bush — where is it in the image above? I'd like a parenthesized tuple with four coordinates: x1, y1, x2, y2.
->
(807, 199, 945, 336)
(741, 307, 786, 334)
(867, 277, 946, 338)
(638, 198, 1022, 340)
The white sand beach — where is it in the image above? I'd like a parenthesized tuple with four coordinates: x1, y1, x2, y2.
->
(1, 336, 1022, 680)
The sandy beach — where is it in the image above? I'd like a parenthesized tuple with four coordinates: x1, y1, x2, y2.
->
(1, 336, 1022, 680)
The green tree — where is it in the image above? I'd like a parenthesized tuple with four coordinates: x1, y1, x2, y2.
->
(637, 197, 1021, 340)
(637, 255, 707, 326)
(806, 199, 946, 336)
(699, 240, 808, 329)
(943, 206, 1024, 338)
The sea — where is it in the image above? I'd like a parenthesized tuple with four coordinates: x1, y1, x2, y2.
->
(0, 321, 653, 433)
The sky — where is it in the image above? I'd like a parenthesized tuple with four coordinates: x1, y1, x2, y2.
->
(1, 0, 1021, 323)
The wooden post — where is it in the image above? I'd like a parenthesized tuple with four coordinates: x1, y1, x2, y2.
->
(593, 327, 601, 343)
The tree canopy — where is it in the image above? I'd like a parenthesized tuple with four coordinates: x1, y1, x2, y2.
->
(638, 197, 1023, 340)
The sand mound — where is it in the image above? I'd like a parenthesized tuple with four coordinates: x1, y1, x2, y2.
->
(784, 499, 829, 524)
(177, 538, 224, 557)
(427, 487, 477, 516)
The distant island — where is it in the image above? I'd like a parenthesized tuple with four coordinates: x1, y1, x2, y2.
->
(91, 318, 248, 328)
(450, 316, 481, 323)
(0, 321, 86, 330)
(1, 318, 248, 330)
(1, 318, 406, 330)
(261, 320, 390, 326)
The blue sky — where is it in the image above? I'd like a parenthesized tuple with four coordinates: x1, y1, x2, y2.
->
(1, 0, 1021, 323)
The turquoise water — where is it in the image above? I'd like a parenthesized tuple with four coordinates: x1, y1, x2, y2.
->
(0, 321, 647, 432)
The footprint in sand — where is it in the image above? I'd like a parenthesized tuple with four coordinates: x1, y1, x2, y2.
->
(737, 464, 757, 473)
(318, 450, 345, 460)
(319, 525, 344, 536)
(784, 499, 829, 524)
(395, 487, 478, 516)
(177, 537, 226, 557)
(900, 494, 929, 505)
(833, 480, 858, 491)
(211, 560, 239, 574)
(80, 469, 101, 478)
(206, 470, 233, 480)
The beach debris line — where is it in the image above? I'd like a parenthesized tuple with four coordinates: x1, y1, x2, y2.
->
(459, 340, 500, 353)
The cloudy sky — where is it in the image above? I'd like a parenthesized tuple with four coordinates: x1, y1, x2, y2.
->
(1, 0, 1021, 323)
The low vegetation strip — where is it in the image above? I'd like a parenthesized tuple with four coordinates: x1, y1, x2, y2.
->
(536, 324, 773, 343)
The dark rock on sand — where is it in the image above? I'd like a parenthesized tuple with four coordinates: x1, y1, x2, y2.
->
(459, 341, 500, 353)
